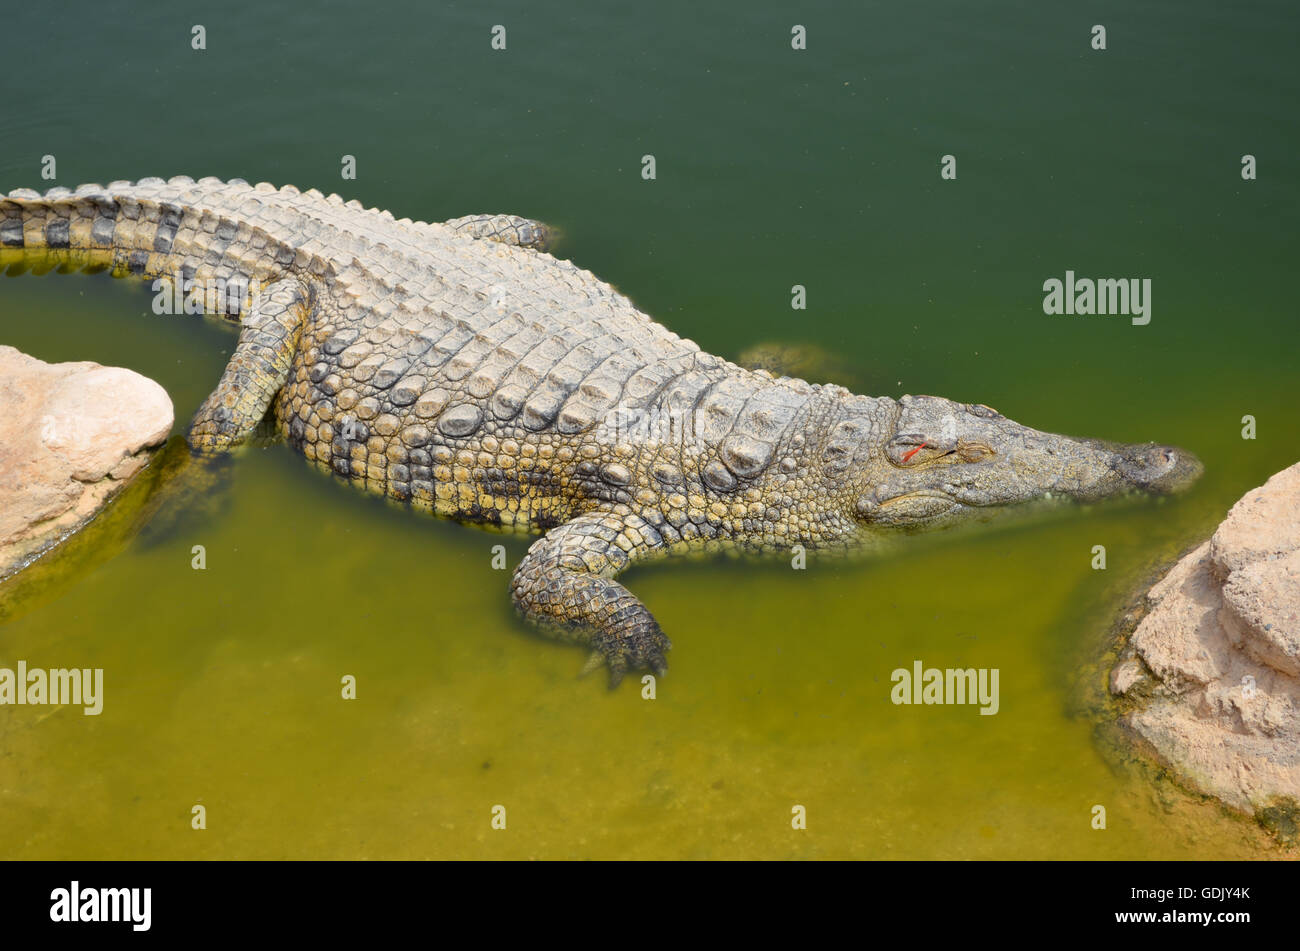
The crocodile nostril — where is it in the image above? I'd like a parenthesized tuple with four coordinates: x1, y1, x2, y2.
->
(1113, 444, 1177, 485)
(1148, 447, 1176, 472)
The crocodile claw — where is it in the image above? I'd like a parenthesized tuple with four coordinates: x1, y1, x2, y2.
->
(578, 650, 631, 689)
(579, 651, 605, 678)
(578, 635, 671, 688)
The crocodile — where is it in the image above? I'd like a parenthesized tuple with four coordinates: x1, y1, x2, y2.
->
(0, 178, 1203, 684)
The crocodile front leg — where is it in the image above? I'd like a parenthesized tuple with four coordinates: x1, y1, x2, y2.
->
(510, 509, 671, 686)
(187, 277, 309, 453)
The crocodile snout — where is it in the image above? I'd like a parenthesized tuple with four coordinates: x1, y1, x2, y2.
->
(1112, 443, 1203, 494)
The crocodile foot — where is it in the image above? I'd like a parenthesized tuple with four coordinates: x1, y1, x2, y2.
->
(511, 511, 672, 689)
(579, 623, 672, 688)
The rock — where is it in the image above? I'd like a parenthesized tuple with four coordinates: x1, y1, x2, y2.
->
(1209, 466, 1300, 579)
(0, 345, 173, 579)
(1223, 551, 1300, 677)
(1111, 463, 1300, 816)
(1109, 656, 1146, 695)
(736, 340, 860, 388)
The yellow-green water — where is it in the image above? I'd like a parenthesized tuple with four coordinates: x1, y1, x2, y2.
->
(1, 0, 1297, 858)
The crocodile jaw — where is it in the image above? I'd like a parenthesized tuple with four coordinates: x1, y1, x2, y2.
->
(851, 394, 1202, 529)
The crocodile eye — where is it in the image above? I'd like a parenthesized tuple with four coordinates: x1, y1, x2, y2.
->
(967, 403, 1001, 419)
(886, 434, 955, 467)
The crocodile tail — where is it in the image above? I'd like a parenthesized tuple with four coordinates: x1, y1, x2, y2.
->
(0, 184, 145, 276)
(0, 179, 262, 321)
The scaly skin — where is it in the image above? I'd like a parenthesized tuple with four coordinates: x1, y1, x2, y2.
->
(1, 178, 1203, 685)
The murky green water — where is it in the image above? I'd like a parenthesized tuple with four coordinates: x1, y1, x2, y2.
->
(2, 0, 1297, 858)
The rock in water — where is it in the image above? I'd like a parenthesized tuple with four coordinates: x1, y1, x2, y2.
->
(736, 340, 860, 388)
(0, 345, 173, 579)
(1111, 462, 1300, 818)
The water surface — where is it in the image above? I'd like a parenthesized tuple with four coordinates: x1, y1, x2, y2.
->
(1, 0, 1296, 858)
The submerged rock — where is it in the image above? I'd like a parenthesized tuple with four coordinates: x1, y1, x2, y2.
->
(736, 341, 861, 388)
(1111, 463, 1300, 817)
(0, 345, 173, 580)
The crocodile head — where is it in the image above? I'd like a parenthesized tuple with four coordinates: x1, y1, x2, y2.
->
(847, 394, 1202, 530)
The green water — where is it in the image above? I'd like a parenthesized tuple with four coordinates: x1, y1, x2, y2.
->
(1, 0, 1297, 858)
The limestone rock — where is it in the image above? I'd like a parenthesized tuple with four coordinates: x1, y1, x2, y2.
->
(0, 345, 173, 578)
(1111, 463, 1300, 816)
